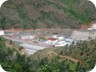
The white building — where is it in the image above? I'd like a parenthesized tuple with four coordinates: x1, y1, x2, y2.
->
(58, 36, 64, 40)
(55, 38, 73, 47)
(46, 40, 58, 45)
(64, 38, 73, 43)
(0, 31, 5, 36)
(55, 41, 67, 47)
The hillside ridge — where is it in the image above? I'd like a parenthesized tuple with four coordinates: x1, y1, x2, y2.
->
(0, 0, 96, 29)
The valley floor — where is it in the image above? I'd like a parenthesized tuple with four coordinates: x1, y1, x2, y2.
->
(1, 29, 96, 55)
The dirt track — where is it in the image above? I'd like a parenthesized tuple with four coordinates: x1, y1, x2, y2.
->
(51, 51, 82, 64)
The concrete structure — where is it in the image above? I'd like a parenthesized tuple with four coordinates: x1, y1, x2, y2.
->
(0, 31, 4, 36)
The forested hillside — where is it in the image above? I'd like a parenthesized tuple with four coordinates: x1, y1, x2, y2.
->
(31, 39, 96, 72)
(0, 37, 96, 72)
(0, 0, 96, 29)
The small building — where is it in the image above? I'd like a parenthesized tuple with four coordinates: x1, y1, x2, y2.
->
(64, 38, 73, 43)
(46, 40, 58, 46)
(55, 41, 67, 47)
(55, 38, 73, 47)
(48, 37, 57, 41)
(46, 37, 58, 46)
(0, 31, 5, 36)
(58, 36, 64, 40)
